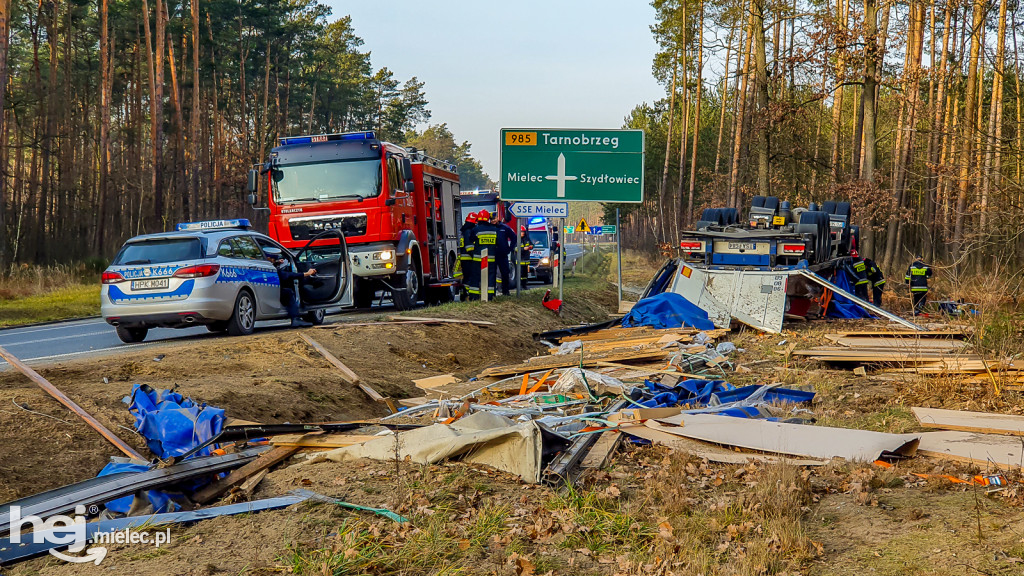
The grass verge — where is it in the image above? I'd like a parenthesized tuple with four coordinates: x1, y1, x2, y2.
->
(0, 284, 100, 327)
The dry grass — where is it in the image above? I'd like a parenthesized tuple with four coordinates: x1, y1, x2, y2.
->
(0, 263, 102, 326)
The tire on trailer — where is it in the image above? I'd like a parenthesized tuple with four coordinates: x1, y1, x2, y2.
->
(751, 195, 766, 208)
(722, 207, 739, 225)
(799, 211, 830, 263)
(836, 201, 851, 218)
(764, 196, 780, 212)
(116, 326, 148, 343)
(226, 289, 257, 336)
(822, 201, 837, 215)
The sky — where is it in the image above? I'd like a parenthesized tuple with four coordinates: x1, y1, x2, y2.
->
(325, 0, 665, 179)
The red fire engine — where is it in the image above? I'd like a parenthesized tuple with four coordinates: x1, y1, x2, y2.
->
(247, 131, 462, 309)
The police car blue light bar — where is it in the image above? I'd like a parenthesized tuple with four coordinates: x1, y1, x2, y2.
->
(176, 219, 251, 231)
(277, 131, 376, 146)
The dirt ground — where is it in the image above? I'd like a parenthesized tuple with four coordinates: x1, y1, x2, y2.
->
(6, 271, 1024, 575)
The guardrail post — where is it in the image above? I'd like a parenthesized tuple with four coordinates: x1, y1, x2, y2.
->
(481, 248, 489, 302)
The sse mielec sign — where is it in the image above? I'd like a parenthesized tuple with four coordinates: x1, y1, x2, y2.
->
(499, 129, 644, 203)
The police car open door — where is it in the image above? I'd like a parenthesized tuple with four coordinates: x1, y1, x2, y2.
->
(293, 229, 351, 307)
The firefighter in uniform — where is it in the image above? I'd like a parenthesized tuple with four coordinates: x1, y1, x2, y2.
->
(864, 257, 886, 307)
(846, 249, 870, 301)
(468, 210, 499, 300)
(456, 212, 478, 296)
(904, 255, 933, 315)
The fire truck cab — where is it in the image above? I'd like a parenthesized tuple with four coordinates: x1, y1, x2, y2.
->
(249, 131, 462, 310)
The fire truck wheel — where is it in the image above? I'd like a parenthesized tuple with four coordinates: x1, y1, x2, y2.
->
(392, 265, 421, 311)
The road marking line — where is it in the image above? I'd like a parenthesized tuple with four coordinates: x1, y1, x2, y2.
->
(1, 330, 112, 347)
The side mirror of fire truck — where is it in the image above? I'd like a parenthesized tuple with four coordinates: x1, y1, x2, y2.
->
(404, 181, 415, 193)
(401, 158, 414, 181)
(247, 169, 258, 195)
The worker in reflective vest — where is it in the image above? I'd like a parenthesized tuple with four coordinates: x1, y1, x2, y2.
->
(904, 255, 933, 315)
(864, 257, 885, 307)
(519, 226, 534, 284)
(847, 249, 870, 301)
(466, 210, 498, 300)
(457, 212, 478, 296)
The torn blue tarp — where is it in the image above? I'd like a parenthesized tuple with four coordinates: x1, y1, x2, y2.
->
(823, 270, 873, 319)
(125, 384, 226, 459)
(622, 292, 716, 330)
(632, 380, 814, 420)
(637, 378, 735, 408)
(96, 462, 180, 514)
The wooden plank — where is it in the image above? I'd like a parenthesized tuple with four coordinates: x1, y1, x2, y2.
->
(271, 433, 376, 449)
(917, 431, 1024, 470)
(549, 333, 693, 354)
(826, 330, 968, 338)
(192, 446, 300, 504)
(413, 374, 460, 390)
(479, 349, 670, 377)
(299, 333, 360, 383)
(386, 315, 495, 326)
(592, 361, 707, 379)
(834, 337, 969, 351)
(580, 431, 623, 469)
(912, 407, 1024, 436)
(0, 344, 144, 461)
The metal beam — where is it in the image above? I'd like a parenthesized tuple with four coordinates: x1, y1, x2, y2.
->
(795, 269, 924, 331)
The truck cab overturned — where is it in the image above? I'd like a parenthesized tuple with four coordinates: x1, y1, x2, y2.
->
(249, 131, 462, 309)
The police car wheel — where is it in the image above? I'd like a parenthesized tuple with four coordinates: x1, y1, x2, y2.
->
(303, 309, 326, 325)
(227, 290, 256, 336)
(115, 326, 148, 343)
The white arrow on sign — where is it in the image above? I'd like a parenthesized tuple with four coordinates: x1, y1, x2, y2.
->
(544, 153, 577, 198)
(508, 202, 569, 218)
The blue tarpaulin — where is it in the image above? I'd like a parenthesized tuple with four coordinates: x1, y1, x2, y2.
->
(126, 384, 226, 459)
(622, 292, 716, 330)
(96, 385, 227, 514)
(824, 270, 873, 319)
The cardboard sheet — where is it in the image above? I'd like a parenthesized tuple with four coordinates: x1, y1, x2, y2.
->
(623, 423, 827, 466)
(652, 413, 920, 462)
(912, 407, 1024, 436)
(306, 412, 547, 483)
(918, 431, 1024, 470)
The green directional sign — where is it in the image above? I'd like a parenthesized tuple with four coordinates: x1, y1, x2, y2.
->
(500, 129, 644, 203)
(602, 225, 617, 235)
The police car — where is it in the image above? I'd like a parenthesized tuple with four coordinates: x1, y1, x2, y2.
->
(101, 219, 349, 343)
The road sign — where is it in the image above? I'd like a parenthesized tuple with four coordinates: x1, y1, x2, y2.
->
(602, 225, 617, 235)
(587, 226, 603, 235)
(564, 226, 575, 234)
(508, 201, 568, 218)
(577, 218, 591, 233)
(500, 129, 644, 202)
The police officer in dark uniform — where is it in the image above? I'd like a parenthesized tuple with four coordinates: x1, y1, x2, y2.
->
(457, 212, 478, 295)
(493, 212, 515, 296)
(864, 257, 886, 307)
(847, 249, 870, 301)
(469, 210, 499, 300)
(905, 254, 933, 315)
(263, 246, 317, 327)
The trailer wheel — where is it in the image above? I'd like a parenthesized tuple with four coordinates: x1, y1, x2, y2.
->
(836, 201, 851, 218)
(751, 195, 766, 208)
(822, 201, 838, 215)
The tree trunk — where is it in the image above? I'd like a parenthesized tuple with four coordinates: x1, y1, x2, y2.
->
(729, 2, 756, 208)
(980, 0, 1007, 234)
(658, 51, 677, 244)
(98, 0, 111, 251)
(752, 0, 770, 196)
(861, 0, 878, 183)
(829, 0, 848, 184)
(687, 2, 704, 227)
(0, 0, 8, 268)
(953, 0, 983, 252)
(713, 25, 735, 175)
(191, 0, 201, 221)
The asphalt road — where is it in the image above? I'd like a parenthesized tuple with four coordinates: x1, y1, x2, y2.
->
(0, 244, 587, 368)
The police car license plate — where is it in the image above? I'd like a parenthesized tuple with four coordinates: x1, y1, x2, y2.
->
(131, 279, 169, 291)
(727, 242, 756, 251)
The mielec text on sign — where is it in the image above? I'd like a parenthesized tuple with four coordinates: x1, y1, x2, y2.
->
(500, 129, 644, 203)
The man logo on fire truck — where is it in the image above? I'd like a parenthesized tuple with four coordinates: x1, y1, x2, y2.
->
(248, 131, 462, 310)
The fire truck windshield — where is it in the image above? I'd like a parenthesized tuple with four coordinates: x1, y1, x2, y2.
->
(271, 159, 382, 204)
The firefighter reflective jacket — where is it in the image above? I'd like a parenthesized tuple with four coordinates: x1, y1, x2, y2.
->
(904, 260, 933, 292)
(848, 258, 869, 286)
(866, 260, 885, 287)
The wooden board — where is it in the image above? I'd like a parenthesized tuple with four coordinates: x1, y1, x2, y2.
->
(917, 431, 1024, 470)
(579, 431, 623, 469)
(271, 433, 376, 449)
(826, 330, 968, 338)
(192, 446, 300, 504)
(833, 337, 969, 351)
(300, 333, 361, 383)
(549, 333, 693, 354)
(413, 374, 460, 390)
(479, 349, 670, 377)
(912, 407, 1024, 436)
(386, 315, 495, 326)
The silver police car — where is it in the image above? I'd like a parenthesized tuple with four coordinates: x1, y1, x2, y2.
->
(101, 219, 349, 343)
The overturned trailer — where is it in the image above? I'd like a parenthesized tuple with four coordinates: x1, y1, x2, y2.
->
(643, 196, 922, 333)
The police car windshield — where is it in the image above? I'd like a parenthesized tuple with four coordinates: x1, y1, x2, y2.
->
(528, 231, 549, 248)
(113, 238, 202, 265)
(272, 159, 382, 203)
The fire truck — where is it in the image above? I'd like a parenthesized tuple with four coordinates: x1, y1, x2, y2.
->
(247, 131, 462, 310)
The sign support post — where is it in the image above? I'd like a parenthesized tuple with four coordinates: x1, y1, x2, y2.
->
(515, 230, 522, 297)
(616, 207, 622, 307)
(558, 217, 564, 303)
(480, 248, 489, 303)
